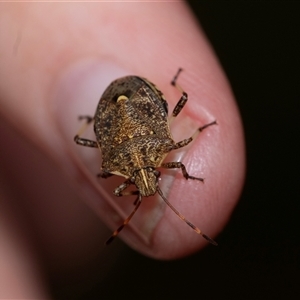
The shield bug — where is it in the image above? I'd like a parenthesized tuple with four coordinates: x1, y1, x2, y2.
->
(74, 68, 217, 246)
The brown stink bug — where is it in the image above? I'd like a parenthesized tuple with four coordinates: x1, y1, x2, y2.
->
(74, 68, 217, 246)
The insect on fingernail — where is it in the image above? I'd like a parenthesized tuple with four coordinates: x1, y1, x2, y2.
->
(74, 68, 218, 246)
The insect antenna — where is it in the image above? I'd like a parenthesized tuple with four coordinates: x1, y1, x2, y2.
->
(105, 194, 142, 245)
(157, 186, 218, 246)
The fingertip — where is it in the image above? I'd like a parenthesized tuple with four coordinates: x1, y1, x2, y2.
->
(3, 2, 245, 259)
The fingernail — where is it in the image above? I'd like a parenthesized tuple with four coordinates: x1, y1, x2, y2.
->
(51, 59, 167, 247)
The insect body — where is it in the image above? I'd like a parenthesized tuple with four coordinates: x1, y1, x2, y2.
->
(74, 69, 217, 245)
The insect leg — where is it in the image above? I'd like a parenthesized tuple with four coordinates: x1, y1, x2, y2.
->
(163, 118, 216, 180)
(74, 115, 98, 148)
(113, 179, 139, 197)
(157, 186, 217, 246)
(105, 194, 142, 245)
(169, 68, 187, 124)
(78, 115, 94, 123)
(162, 162, 204, 182)
(169, 69, 218, 138)
(172, 120, 218, 151)
(97, 170, 114, 179)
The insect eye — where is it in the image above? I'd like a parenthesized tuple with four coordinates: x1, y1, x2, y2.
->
(150, 156, 160, 163)
(154, 170, 161, 177)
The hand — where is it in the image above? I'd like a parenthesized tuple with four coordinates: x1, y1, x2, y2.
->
(0, 2, 245, 298)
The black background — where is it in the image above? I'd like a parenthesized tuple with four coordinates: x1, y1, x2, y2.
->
(52, 2, 299, 299)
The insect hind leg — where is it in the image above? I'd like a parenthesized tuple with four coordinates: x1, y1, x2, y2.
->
(74, 115, 98, 148)
(168, 68, 218, 139)
(78, 115, 94, 124)
(169, 68, 188, 124)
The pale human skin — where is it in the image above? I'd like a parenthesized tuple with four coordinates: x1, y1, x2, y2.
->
(0, 2, 245, 298)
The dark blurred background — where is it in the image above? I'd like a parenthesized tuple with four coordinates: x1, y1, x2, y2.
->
(52, 2, 299, 299)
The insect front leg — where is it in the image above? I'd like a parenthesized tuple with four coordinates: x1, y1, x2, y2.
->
(74, 115, 98, 148)
(162, 162, 204, 182)
(106, 179, 142, 245)
(113, 179, 139, 197)
(106, 194, 142, 245)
